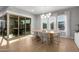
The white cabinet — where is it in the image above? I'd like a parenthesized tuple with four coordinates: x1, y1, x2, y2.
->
(74, 32, 79, 48)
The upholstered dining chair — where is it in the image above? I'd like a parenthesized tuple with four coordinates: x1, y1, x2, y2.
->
(34, 32, 38, 37)
(42, 32, 47, 44)
(38, 32, 43, 43)
(53, 32, 60, 44)
(33, 32, 39, 41)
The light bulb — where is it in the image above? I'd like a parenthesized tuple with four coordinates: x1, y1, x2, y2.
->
(48, 13, 51, 16)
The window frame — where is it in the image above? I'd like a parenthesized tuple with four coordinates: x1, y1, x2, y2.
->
(57, 14, 66, 31)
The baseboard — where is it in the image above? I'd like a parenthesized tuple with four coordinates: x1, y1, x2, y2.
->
(60, 36, 73, 40)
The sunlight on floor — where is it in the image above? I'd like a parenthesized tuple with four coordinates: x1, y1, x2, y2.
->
(0, 39, 7, 46)
(0, 35, 33, 47)
(10, 35, 33, 44)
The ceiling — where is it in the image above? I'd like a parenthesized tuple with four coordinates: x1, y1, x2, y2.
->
(0, 6, 74, 14)
(0, 6, 7, 11)
(14, 6, 74, 14)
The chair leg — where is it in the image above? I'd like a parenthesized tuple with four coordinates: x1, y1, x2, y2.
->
(6, 40, 9, 48)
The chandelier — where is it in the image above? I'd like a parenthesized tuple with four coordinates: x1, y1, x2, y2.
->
(40, 12, 51, 19)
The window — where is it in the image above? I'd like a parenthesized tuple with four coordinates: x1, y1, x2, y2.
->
(41, 17, 47, 29)
(50, 22, 54, 30)
(43, 23, 47, 29)
(57, 15, 65, 30)
(58, 21, 65, 30)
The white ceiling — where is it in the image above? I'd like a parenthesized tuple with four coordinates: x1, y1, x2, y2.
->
(0, 6, 7, 11)
(14, 6, 74, 14)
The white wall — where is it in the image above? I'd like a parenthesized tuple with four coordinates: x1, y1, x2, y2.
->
(0, 6, 8, 17)
(69, 7, 79, 39)
(34, 15, 41, 30)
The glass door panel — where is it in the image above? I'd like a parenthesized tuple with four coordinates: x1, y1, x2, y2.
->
(25, 18, 31, 35)
(9, 15, 18, 38)
(0, 15, 7, 36)
(4, 15, 7, 36)
(0, 20, 5, 36)
(19, 17, 25, 35)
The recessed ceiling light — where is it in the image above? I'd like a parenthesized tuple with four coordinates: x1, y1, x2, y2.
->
(32, 10, 34, 12)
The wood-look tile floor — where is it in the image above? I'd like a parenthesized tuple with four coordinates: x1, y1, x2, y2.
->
(0, 35, 79, 52)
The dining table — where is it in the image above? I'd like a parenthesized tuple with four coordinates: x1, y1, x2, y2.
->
(32, 30, 56, 44)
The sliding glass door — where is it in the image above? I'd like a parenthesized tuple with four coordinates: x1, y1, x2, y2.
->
(8, 14, 31, 38)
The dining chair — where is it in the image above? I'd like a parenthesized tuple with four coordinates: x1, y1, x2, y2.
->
(33, 32, 39, 41)
(38, 32, 43, 43)
(53, 33, 60, 44)
(42, 32, 49, 44)
(34, 32, 38, 37)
